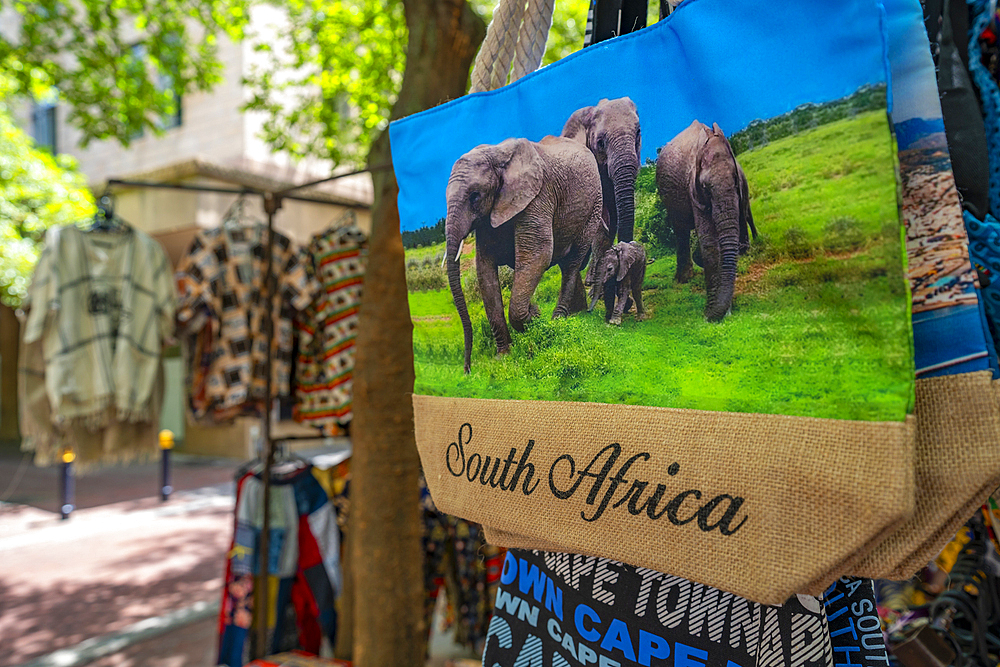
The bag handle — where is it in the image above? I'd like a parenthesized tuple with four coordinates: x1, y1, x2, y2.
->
(586, 0, 654, 46)
(471, 0, 673, 92)
(470, 0, 557, 92)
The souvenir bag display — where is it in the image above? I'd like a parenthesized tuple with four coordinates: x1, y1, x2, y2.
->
(849, 0, 1000, 579)
(469, 0, 1000, 602)
(481, 550, 889, 667)
(391, 0, 919, 605)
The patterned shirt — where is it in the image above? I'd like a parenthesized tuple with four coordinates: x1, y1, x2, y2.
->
(293, 224, 368, 431)
(176, 224, 317, 419)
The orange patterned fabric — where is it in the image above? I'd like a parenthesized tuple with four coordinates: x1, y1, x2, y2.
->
(293, 225, 368, 432)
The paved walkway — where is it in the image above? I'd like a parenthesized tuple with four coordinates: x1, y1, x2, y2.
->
(0, 452, 235, 513)
(86, 616, 219, 667)
(0, 455, 236, 667)
(0, 454, 476, 667)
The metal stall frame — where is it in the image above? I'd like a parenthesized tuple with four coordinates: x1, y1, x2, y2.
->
(105, 164, 388, 659)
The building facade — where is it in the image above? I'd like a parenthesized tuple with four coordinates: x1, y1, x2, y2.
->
(3, 9, 373, 456)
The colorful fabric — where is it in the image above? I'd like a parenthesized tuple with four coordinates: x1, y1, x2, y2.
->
(176, 224, 317, 420)
(324, 464, 502, 651)
(966, 211, 1000, 342)
(419, 475, 503, 650)
(294, 224, 368, 432)
(219, 471, 256, 665)
(218, 465, 341, 666)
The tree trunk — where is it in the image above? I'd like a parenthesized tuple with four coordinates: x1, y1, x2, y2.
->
(351, 2, 485, 666)
(333, 522, 354, 660)
(1, 305, 21, 447)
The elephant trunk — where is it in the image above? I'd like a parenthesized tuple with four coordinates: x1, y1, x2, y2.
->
(588, 282, 602, 312)
(608, 138, 639, 243)
(707, 200, 740, 323)
(446, 234, 473, 373)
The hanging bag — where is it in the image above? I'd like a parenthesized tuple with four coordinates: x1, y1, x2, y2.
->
(391, 0, 916, 605)
(478, 0, 1000, 586)
(848, 0, 1000, 580)
(475, 0, 1000, 586)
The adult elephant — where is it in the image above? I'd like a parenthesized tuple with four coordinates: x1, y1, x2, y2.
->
(446, 136, 602, 373)
(656, 120, 757, 322)
(562, 97, 641, 248)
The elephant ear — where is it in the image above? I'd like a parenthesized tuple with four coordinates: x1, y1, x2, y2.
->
(562, 106, 596, 144)
(491, 139, 544, 228)
(617, 243, 644, 283)
(691, 131, 713, 212)
(616, 248, 629, 283)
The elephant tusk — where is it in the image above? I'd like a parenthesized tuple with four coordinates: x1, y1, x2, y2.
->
(455, 239, 465, 263)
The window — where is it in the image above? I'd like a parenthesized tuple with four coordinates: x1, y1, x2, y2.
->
(32, 101, 57, 153)
(128, 42, 183, 138)
(159, 71, 183, 130)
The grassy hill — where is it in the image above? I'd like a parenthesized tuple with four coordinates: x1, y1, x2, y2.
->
(406, 110, 913, 421)
(634, 111, 900, 260)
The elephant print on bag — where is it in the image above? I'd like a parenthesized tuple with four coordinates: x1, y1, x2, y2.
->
(445, 136, 603, 373)
(591, 241, 649, 326)
(656, 120, 758, 322)
(561, 97, 642, 294)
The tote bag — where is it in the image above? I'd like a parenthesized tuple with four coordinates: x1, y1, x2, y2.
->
(848, 0, 1000, 579)
(481, 550, 889, 667)
(475, 0, 1000, 589)
(390, 0, 916, 605)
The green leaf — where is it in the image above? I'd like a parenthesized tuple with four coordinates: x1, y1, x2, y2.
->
(0, 75, 94, 306)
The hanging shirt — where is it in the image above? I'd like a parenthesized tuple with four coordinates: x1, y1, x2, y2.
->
(219, 464, 342, 666)
(22, 224, 175, 424)
(293, 225, 368, 432)
(18, 224, 175, 467)
(175, 224, 318, 420)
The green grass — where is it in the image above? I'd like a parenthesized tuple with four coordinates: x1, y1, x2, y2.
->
(405, 242, 446, 262)
(737, 111, 899, 255)
(408, 110, 914, 421)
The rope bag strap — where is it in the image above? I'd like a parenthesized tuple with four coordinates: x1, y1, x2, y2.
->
(470, 0, 556, 92)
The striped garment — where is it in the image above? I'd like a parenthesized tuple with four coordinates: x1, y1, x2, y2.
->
(218, 465, 342, 665)
(293, 224, 368, 433)
(18, 224, 175, 466)
(22, 224, 175, 425)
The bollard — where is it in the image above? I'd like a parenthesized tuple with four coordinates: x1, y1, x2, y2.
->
(159, 429, 174, 502)
(60, 449, 75, 520)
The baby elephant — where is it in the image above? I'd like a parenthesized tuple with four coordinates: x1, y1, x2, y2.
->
(592, 241, 648, 325)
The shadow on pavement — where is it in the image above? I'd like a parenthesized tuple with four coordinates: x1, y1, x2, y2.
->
(0, 511, 230, 666)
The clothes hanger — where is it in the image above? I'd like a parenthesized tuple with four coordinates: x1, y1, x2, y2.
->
(320, 210, 358, 237)
(235, 441, 311, 481)
(89, 190, 122, 232)
(221, 192, 252, 229)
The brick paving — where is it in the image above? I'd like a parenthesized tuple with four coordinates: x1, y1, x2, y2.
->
(0, 456, 236, 667)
